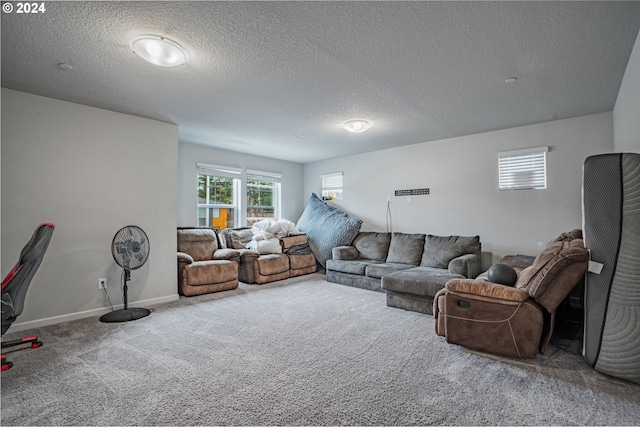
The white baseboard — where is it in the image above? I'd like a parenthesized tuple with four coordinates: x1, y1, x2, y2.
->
(7, 294, 180, 333)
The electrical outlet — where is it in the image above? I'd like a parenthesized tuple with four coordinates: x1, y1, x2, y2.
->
(98, 278, 107, 290)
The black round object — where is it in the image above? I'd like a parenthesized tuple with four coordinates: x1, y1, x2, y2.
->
(487, 263, 518, 286)
(111, 225, 149, 270)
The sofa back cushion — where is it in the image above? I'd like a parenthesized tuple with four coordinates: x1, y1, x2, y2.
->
(386, 233, 425, 265)
(353, 232, 391, 261)
(177, 228, 219, 262)
(515, 230, 588, 312)
(229, 228, 253, 249)
(421, 235, 481, 269)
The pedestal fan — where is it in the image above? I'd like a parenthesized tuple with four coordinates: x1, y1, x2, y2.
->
(99, 225, 150, 323)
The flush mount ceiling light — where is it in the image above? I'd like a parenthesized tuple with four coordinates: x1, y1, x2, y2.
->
(130, 35, 188, 67)
(342, 119, 373, 133)
(504, 77, 518, 84)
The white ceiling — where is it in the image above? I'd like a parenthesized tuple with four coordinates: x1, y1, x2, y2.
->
(2, 1, 640, 163)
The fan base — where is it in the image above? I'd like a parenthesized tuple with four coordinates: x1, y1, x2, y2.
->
(99, 307, 150, 323)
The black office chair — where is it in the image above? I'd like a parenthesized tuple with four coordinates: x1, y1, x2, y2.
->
(1, 222, 55, 371)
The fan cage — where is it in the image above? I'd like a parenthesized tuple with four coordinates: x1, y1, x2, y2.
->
(111, 225, 149, 270)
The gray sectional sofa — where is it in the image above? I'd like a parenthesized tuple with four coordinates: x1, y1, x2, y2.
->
(326, 232, 482, 315)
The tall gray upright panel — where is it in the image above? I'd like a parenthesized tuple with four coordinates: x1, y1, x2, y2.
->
(582, 153, 640, 384)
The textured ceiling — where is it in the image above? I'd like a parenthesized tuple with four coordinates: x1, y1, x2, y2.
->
(2, 1, 640, 163)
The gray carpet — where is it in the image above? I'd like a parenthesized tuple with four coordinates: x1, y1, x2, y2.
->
(2, 273, 639, 426)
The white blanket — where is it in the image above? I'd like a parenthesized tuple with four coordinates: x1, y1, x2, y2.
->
(245, 219, 299, 254)
(246, 237, 282, 254)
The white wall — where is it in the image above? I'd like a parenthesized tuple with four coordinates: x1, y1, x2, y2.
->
(1, 89, 179, 331)
(613, 29, 640, 153)
(304, 113, 613, 266)
(177, 142, 305, 227)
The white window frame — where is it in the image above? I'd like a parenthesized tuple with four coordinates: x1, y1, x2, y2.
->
(246, 169, 282, 225)
(197, 163, 242, 228)
(498, 147, 548, 191)
(321, 171, 343, 200)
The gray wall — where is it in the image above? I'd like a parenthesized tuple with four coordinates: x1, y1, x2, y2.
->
(304, 113, 613, 265)
(177, 142, 305, 227)
(1, 89, 179, 331)
(613, 29, 640, 153)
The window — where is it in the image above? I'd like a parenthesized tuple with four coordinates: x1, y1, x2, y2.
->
(246, 169, 281, 226)
(321, 172, 343, 200)
(197, 163, 241, 230)
(498, 147, 548, 191)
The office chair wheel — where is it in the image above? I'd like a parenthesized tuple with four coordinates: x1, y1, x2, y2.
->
(1, 356, 13, 371)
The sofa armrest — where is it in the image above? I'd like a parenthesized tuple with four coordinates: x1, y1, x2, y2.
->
(213, 248, 240, 263)
(448, 253, 482, 278)
(446, 278, 529, 302)
(177, 251, 194, 264)
(332, 246, 359, 261)
(239, 249, 260, 262)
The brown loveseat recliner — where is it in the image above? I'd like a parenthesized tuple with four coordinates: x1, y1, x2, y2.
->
(434, 230, 589, 358)
(177, 227, 240, 296)
(219, 227, 316, 285)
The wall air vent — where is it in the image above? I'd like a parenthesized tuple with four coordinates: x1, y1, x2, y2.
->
(394, 188, 429, 196)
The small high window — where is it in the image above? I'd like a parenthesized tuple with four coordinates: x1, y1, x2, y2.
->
(498, 147, 548, 191)
(321, 172, 343, 200)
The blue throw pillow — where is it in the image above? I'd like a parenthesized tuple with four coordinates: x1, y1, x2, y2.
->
(296, 193, 363, 268)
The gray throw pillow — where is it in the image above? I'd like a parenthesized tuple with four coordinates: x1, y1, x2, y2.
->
(296, 193, 363, 268)
(386, 233, 426, 265)
(421, 235, 481, 268)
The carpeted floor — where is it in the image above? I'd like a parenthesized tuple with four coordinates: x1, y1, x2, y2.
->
(2, 273, 639, 426)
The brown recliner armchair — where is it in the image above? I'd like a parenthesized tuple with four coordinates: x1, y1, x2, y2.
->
(177, 227, 240, 296)
(434, 230, 589, 358)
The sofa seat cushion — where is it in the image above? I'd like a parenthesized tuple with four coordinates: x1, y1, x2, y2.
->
(382, 267, 464, 297)
(386, 233, 426, 265)
(365, 262, 414, 279)
(288, 253, 317, 277)
(254, 254, 290, 275)
(421, 235, 481, 269)
(288, 253, 316, 270)
(326, 259, 382, 275)
(184, 260, 238, 285)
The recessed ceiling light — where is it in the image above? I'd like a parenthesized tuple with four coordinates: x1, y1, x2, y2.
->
(504, 77, 518, 84)
(342, 119, 373, 133)
(130, 35, 188, 67)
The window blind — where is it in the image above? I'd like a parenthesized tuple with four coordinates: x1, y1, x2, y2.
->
(321, 172, 343, 189)
(196, 163, 242, 178)
(246, 169, 283, 182)
(498, 147, 548, 190)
